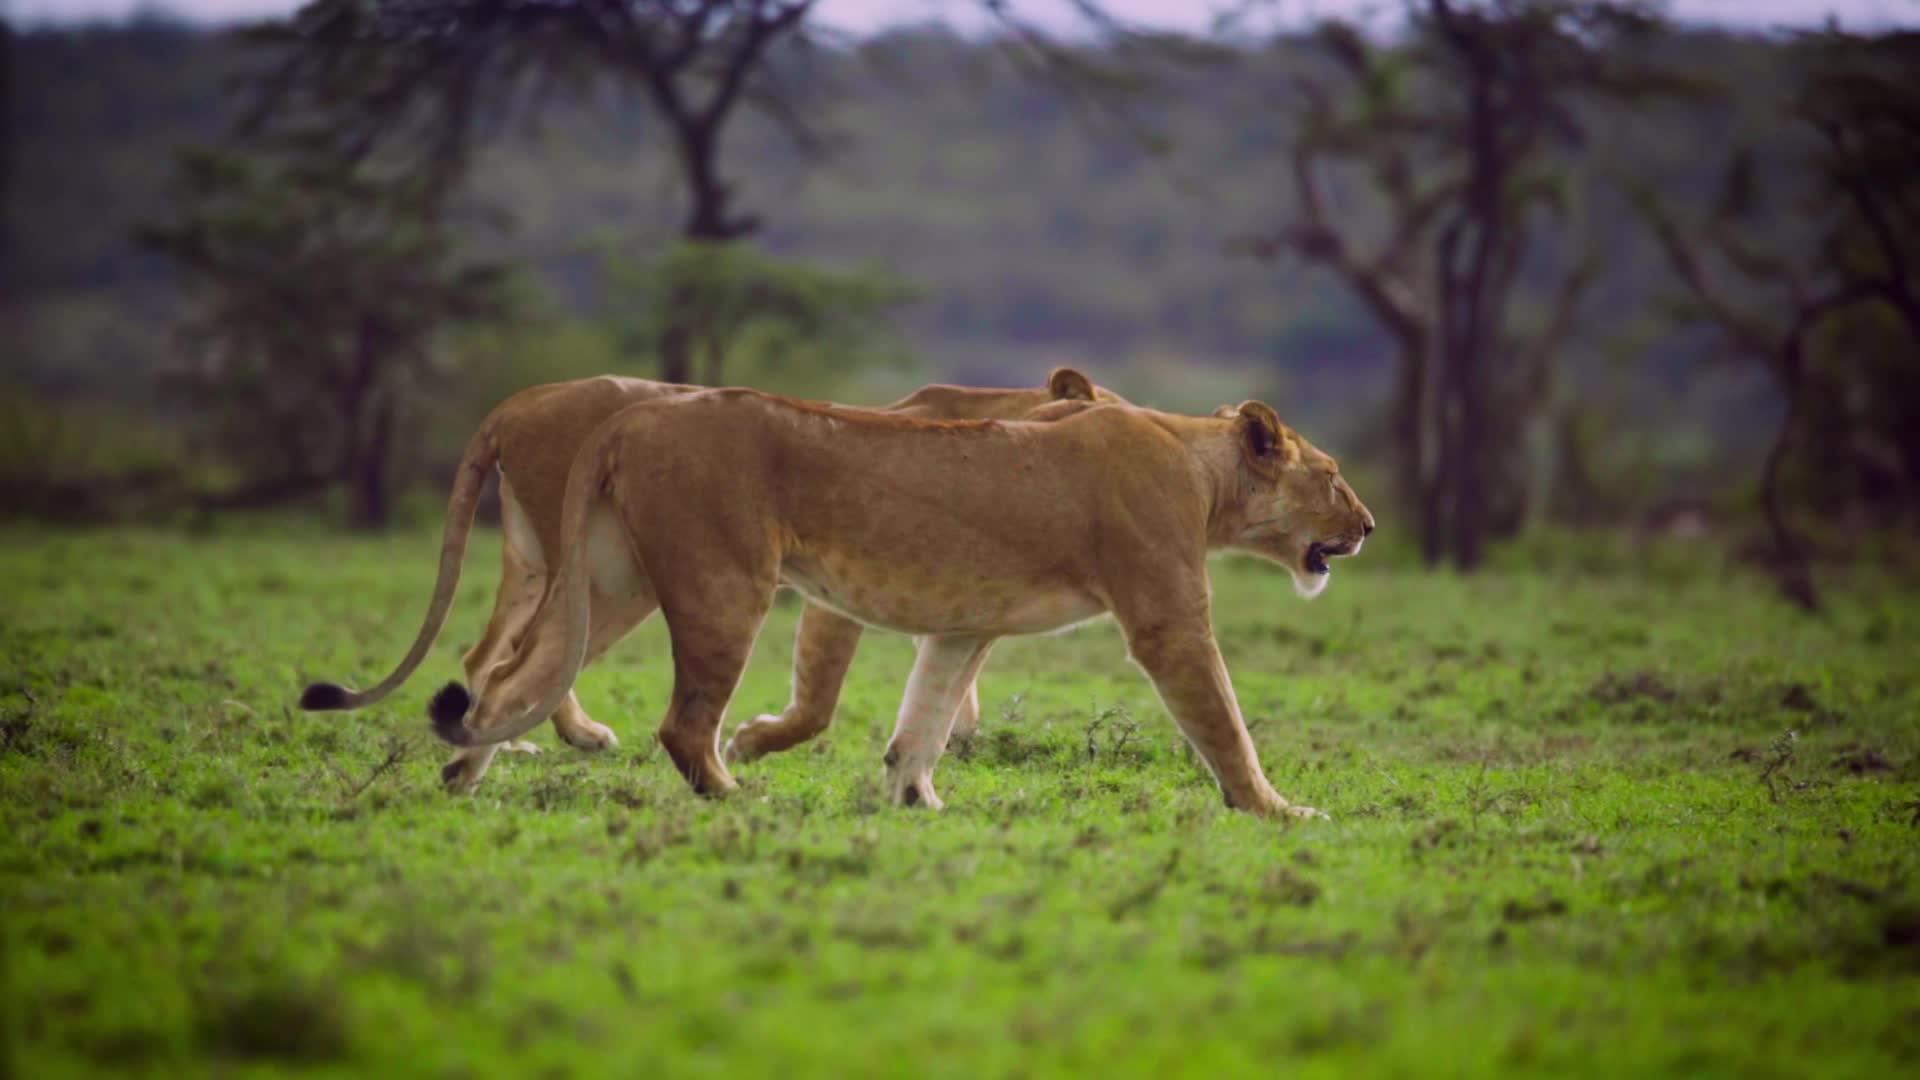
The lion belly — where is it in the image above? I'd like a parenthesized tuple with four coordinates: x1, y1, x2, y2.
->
(582, 504, 651, 604)
(781, 553, 1103, 638)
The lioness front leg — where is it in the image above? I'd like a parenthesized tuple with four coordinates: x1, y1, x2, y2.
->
(883, 635, 995, 809)
(1122, 616, 1321, 819)
(725, 603, 864, 764)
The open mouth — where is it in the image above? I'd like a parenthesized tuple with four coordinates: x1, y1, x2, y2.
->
(1304, 540, 1356, 576)
(1304, 543, 1331, 576)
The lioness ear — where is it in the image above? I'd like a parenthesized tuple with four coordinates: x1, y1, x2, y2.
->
(1236, 400, 1297, 465)
(1047, 367, 1096, 401)
(1212, 404, 1240, 419)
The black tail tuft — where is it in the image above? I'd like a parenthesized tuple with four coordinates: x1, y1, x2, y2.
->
(300, 682, 351, 711)
(428, 681, 474, 746)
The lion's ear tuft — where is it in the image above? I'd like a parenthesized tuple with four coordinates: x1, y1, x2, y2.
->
(1047, 367, 1096, 401)
(1236, 400, 1298, 465)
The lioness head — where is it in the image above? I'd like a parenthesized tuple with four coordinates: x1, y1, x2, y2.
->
(1220, 400, 1374, 598)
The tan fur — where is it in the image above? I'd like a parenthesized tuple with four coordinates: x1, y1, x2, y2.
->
(299, 369, 1121, 790)
(447, 391, 1374, 818)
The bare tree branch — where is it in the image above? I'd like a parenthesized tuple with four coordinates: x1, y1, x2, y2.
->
(1515, 249, 1600, 396)
(1630, 185, 1783, 359)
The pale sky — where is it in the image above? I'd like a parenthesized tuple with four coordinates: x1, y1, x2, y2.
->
(6, 0, 1915, 31)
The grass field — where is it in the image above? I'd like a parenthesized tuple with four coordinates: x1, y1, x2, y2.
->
(3, 522, 1918, 1076)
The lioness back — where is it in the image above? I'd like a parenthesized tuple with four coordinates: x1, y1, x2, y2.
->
(597, 391, 1197, 635)
(493, 373, 1118, 566)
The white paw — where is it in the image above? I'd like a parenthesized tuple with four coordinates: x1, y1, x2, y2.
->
(558, 720, 618, 752)
(888, 768, 944, 810)
(502, 740, 542, 756)
(722, 714, 780, 764)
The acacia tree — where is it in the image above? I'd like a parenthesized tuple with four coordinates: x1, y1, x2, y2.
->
(1235, 22, 1469, 549)
(236, 0, 837, 383)
(1636, 28, 1920, 608)
(235, 1, 1165, 383)
(140, 151, 513, 527)
(1788, 27, 1920, 493)
(604, 242, 915, 386)
(1238, 1, 1689, 567)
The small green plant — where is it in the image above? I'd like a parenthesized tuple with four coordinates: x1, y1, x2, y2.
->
(1759, 728, 1799, 803)
(1083, 703, 1142, 764)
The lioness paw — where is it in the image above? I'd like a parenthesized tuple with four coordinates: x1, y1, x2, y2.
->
(889, 771, 945, 811)
(440, 753, 490, 794)
(720, 714, 783, 765)
(558, 719, 618, 752)
(723, 712, 823, 765)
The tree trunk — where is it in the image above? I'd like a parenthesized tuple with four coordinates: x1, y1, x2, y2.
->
(337, 317, 388, 528)
(658, 319, 693, 385)
(1446, 128, 1501, 569)
(1420, 394, 1451, 567)
(1452, 392, 1488, 569)
(1434, 36, 1515, 572)
(1394, 334, 1449, 568)
(347, 396, 395, 530)
(1763, 331, 1819, 611)
(658, 158, 746, 387)
(1760, 407, 1819, 612)
(1389, 337, 1429, 531)
(1432, 215, 1468, 568)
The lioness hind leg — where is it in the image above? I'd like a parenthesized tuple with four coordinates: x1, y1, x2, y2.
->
(549, 584, 659, 752)
(549, 697, 613, 752)
(447, 531, 547, 787)
(725, 604, 864, 764)
(657, 645, 759, 796)
(465, 477, 545, 683)
(441, 743, 502, 793)
(655, 577, 775, 797)
(884, 635, 995, 810)
(945, 679, 982, 745)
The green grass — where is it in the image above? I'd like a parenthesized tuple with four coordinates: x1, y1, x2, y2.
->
(3, 523, 1918, 1076)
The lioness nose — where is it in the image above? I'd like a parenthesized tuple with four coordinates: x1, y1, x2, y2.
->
(1363, 519, 1375, 537)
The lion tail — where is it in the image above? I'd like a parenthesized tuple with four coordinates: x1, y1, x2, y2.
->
(299, 421, 498, 713)
(427, 420, 610, 748)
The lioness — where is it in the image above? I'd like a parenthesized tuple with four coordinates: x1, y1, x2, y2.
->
(431, 391, 1373, 817)
(300, 368, 1122, 791)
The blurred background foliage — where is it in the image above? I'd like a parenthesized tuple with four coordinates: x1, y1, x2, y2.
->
(600, 240, 918, 393)
(0, 2, 1915, 604)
